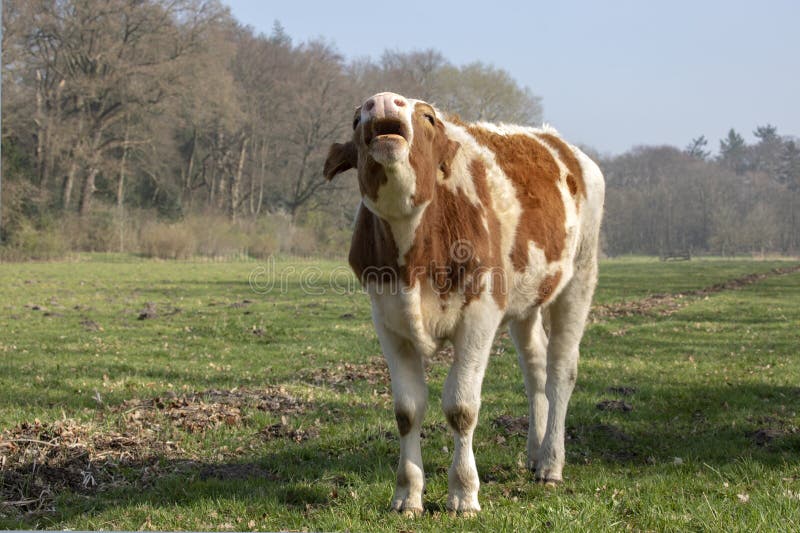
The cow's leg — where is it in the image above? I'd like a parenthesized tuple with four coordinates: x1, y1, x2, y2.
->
(535, 263, 597, 484)
(509, 308, 549, 471)
(442, 304, 501, 515)
(374, 321, 428, 516)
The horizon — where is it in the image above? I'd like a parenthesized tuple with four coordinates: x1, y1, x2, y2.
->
(223, 0, 800, 157)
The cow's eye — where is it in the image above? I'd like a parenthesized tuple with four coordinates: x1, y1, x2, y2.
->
(424, 113, 435, 126)
(352, 116, 360, 130)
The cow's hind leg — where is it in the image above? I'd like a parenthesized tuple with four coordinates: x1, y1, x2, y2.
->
(374, 322, 428, 516)
(443, 304, 502, 515)
(509, 308, 549, 472)
(536, 262, 597, 484)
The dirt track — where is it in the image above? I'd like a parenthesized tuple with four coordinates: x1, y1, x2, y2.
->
(590, 264, 800, 321)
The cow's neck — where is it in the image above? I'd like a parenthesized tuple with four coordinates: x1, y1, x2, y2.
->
(381, 203, 429, 267)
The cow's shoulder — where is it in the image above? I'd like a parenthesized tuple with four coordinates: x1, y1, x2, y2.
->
(348, 203, 399, 283)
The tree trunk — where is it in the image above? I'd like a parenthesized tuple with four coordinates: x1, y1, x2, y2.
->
(116, 122, 130, 208)
(79, 167, 99, 217)
(248, 139, 258, 216)
(35, 70, 47, 189)
(229, 137, 248, 222)
(253, 139, 267, 217)
(62, 161, 78, 209)
(183, 128, 197, 208)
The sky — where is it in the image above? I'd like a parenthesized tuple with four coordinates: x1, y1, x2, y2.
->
(223, 0, 800, 156)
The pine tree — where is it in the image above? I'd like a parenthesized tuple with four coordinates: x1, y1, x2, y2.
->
(685, 135, 710, 160)
(778, 140, 800, 191)
(719, 128, 748, 174)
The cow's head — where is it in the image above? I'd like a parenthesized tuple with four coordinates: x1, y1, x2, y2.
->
(324, 92, 460, 219)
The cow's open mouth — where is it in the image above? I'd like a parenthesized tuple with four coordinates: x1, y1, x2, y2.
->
(366, 118, 410, 145)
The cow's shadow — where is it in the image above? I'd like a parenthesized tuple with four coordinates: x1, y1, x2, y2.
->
(5, 379, 798, 527)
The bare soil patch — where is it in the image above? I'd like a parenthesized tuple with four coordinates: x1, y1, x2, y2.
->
(596, 399, 634, 412)
(746, 415, 799, 447)
(261, 416, 320, 444)
(300, 358, 389, 390)
(114, 387, 307, 434)
(1, 387, 309, 517)
(491, 415, 529, 436)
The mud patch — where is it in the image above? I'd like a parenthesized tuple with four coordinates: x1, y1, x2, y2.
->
(136, 302, 181, 320)
(492, 415, 529, 436)
(746, 415, 798, 447)
(80, 319, 103, 332)
(596, 399, 633, 412)
(261, 419, 320, 444)
(137, 302, 158, 320)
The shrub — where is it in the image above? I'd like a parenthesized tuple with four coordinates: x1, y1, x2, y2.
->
(0, 222, 68, 261)
(139, 222, 197, 259)
(186, 215, 248, 258)
(61, 209, 119, 252)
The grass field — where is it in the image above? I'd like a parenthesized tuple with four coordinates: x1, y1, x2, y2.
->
(1, 255, 799, 530)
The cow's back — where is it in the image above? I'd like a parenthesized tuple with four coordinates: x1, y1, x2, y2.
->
(441, 118, 604, 320)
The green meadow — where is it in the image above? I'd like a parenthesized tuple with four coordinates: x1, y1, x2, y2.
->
(1, 255, 799, 531)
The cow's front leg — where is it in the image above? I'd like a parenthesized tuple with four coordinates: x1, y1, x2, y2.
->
(442, 305, 501, 515)
(374, 321, 428, 516)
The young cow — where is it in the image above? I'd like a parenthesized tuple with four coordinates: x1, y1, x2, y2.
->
(324, 92, 604, 515)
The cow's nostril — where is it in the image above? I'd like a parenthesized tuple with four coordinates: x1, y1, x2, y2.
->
(365, 101, 375, 111)
(394, 99, 406, 107)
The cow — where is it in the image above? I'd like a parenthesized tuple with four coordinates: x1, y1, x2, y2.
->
(324, 92, 604, 516)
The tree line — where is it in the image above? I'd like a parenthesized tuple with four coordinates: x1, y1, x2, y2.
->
(1, 0, 798, 258)
(1, 0, 541, 257)
(601, 127, 800, 256)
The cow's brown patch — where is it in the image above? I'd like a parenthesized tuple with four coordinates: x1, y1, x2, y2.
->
(402, 163, 506, 308)
(357, 157, 389, 201)
(408, 102, 460, 205)
(404, 183, 488, 302)
(567, 175, 578, 196)
(537, 270, 562, 305)
(445, 404, 477, 434)
(395, 410, 413, 436)
(538, 133, 586, 203)
(467, 127, 567, 269)
(348, 206, 399, 284)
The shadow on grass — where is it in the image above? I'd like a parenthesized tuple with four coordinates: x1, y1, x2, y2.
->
(3, 379, 798, 528)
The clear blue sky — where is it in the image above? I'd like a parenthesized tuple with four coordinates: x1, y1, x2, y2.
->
(223, 0, 799, 155)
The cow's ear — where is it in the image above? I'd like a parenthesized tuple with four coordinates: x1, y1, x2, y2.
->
(439, 139, 461, 177)
(324, 141, 357, 180)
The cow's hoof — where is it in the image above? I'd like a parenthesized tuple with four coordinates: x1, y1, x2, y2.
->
(446, 494, 480, 517)
(535, 476, 562, 488)
(391, 498, 423, 517)
(448, 509, 478, 518)
(397, 507, 423, 518)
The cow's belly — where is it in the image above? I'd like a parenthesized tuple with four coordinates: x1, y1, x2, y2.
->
(367, 281, 464, 356)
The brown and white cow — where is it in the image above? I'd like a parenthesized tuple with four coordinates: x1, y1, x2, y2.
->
(324, 92, 604, 515)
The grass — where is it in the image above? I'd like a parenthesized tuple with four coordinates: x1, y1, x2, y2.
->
(1, 254, 799, 530)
